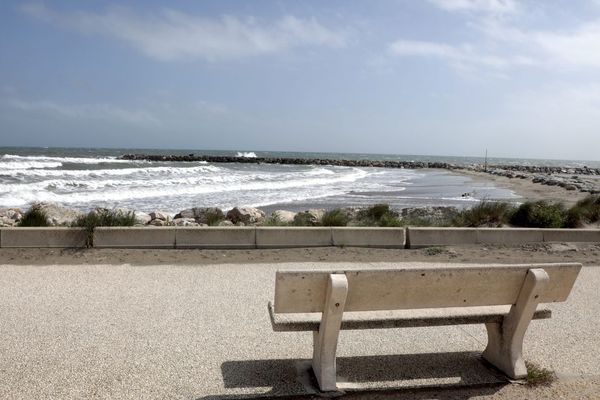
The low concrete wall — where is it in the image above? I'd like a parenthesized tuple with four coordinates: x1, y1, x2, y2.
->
(256, 227, 332, 248)
(543, 229, 600, 243)
(406, 227, 478, 248)
(93, 227, 176, 248)
(0, 228, 87, 248)
(175, 227, 255, 249)
(476, 228, 544, 245)
(3, 226, 597, 249)
(331, 227, 405, 248)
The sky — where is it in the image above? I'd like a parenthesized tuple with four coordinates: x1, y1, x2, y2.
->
(1, 0, 600, 160)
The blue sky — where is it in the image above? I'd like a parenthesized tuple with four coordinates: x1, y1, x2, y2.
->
(1, 1, 600, 160)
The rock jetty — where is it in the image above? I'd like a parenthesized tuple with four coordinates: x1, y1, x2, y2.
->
(121, 153, 600, 195)
(121, 153, 455, 170)
(121, 153, 600, 176)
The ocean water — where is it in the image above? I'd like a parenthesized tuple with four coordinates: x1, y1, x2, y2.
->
(3, 146, 592, 214)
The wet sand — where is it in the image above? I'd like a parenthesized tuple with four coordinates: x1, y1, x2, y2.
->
(456, 169, 591, 206)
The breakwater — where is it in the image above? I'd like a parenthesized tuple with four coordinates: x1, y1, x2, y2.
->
(121, 154, 456, 169)
(121, 154, 600, 175)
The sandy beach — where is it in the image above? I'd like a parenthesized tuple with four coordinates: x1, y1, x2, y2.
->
(455, 169, 593, 206)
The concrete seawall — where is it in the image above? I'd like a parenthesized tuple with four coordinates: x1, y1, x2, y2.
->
(406, 227, 600, 248)
(0, 228, 87, 248)
(0, 227, 598, 248)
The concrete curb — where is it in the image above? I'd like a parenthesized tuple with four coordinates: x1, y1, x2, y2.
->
(175, 227, 256, 249)
(93, 227, 176, 248)
(0, 227, 598, 249)
(0, 228, 87, 248)
(331, 227, 405, 248)
(406, 227, 600, 248)
(256, 227, 333, 248)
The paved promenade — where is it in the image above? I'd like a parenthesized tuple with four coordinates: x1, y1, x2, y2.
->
(0, 262, 598, 399)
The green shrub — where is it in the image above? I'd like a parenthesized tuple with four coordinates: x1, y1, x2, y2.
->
(359, 203, 391, 221)
(321, 209, 349, 226)
(72, 209, 136, 246)
(357, 204, 402, 227)
(293, 211, 321, 226)
(509, 201, 566, 228)
(568, 195, 600, 225)
(563, 206, 585, 228)
(452, 201, 515, 227)
(18, 205, 49, 227)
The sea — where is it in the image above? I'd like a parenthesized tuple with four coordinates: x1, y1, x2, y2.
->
(2, 147, 599, 214)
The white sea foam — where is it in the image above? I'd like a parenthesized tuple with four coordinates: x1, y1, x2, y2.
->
(1, 154, 134, 164)
(236, 151, 257, 158)
(0, 161, 63, 170)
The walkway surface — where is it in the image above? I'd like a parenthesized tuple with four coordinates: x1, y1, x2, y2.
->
(0, 262, 598, 399)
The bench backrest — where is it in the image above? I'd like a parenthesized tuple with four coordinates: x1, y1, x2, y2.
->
(273, 263, 581, 313)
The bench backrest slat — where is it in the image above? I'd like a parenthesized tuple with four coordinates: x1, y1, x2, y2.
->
(274, 263, 581, 313)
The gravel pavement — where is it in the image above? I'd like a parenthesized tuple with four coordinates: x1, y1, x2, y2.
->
(0, 262, 598, 399)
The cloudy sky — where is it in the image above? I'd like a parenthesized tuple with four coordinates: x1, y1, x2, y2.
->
(1, 0, 600, 160)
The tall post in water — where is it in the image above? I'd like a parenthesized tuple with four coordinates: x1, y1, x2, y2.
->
(484, 149, 488, 172)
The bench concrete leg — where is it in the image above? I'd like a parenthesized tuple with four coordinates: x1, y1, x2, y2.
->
(312, 274, 348, 391)
(483, 268, 549, 379)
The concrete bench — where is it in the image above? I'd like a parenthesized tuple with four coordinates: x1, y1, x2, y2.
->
(268, 263, 581, 391)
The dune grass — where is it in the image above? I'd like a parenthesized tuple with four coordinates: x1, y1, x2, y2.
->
(451, 201, 515, 227)
(321, 209, 349, 226)
(72, 209, 136, 247)
(17, 204, 49, 227)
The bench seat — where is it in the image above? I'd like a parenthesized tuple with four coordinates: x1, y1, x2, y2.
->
(269, 302, 551, 331)
(270, 263, 581, 391)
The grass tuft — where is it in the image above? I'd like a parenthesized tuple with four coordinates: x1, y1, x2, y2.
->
(525, 361, 556, 386)
(321, 209, 349, 226)
(357, 204, 402, 227)
(17, 204, 49, 227)
(72, 209, 136, 247)
(264, 214, 291, 226)
(452, 201, 515, 227)
(204, 209, 225, 226)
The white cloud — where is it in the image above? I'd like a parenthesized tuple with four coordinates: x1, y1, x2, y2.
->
(427, 0, 518, 14)
(388, 39, 533, 70)
(391, 2, 600, 74)
(21, 3, 347, 61)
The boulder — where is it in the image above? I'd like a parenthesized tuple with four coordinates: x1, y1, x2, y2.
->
(0, 217, 16, 227)
(34, 202, 83, 226)
(173, 218, 199, 226)
(134, 212, 152, 225)
(193, 207, 224, 225)
(175, 208, 195, 219)
(226, 207, 265, 225)
(174, 207, 224, 225)
(149, 219, 166, 226)
(293, 209, 325, 226)
(149, 211, 171, 221)
(218, 220, 234, 226)
(0, 208, 22, 221)
(270, 210, 296, 223)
